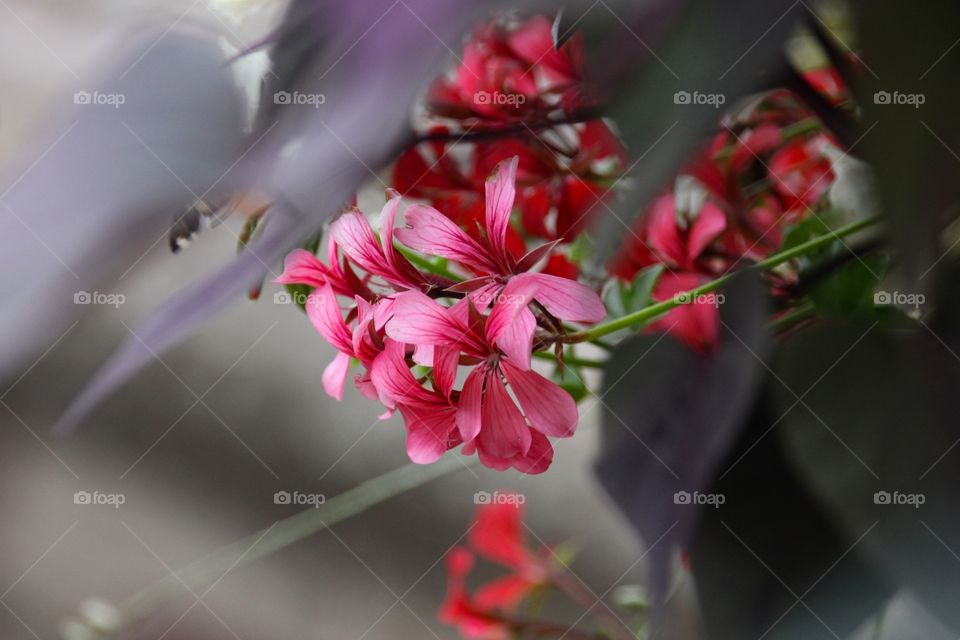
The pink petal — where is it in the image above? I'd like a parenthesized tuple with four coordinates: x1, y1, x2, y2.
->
(508, 272, 606, 323)
(479, 373, 532, 458)
(369, 339, 432, 408)
(330, 211, 389, 278)
(485, 156, 519, 269)
(398, 404, 459, 464)
(275, 249, 329, 287)
(456, 366, 485, 442)
(321, 351, 351, 401)
(372, 296, 396, 331)
(501, 359, 578, 437)
(686, 201, 727, 263)
(493, 306, 535, 370)
(305, 283, 353, 354)
(433, 345, 459, 398)
(412, 343, 434, 366)
(378, 192, 402, 268)
(396, 204, 498, 274)
(386, 290, 472, 348)
(509, 430, 554, 475)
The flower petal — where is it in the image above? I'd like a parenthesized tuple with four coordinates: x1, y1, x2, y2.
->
(396, 204, 498, 274)
(398, 404, 459, 464)
(479, 373, 532, 458)
(493, 306, 535, 370)
(686, 201, 727, 262)
(469, 503, 529, 568)
(485, 156, 519, 269)
(370, 339, 431, 408)
(274, 249, 329, 288)
(474, 575, 535, 611)
(385, 290, 468, 347)
(433, 345, 459, 398)
(508, 272, 606, 323)
(321, 351, 352, 401)
(457, 366, 485, 442)
(305, 283, 353, 354)
(502, 359, 577, 437)
(509, 430, 553, 475)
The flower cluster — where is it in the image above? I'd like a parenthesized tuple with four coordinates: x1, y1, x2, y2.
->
(440, 502, 552, 639)
(393, 13, 626, 274)
(608, 69, 848, 350)
(277, 158, 605, 473)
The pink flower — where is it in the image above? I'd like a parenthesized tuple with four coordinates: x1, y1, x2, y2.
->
(384, 288, 590, 473)
(396, 156, 524, 277)
(301, 283, 385, 402)
(330, 191, 429, 292)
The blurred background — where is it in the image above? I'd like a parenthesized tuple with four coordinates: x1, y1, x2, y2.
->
(0, 2, 649, 638)
(2, 2, 956, 639)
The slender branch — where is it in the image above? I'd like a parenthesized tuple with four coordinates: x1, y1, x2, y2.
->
(532, 350, 605, 369)
(551, 569, 635, 640)
(566, 215, 881, 342)
(409, 107, 606, 146)
(100, 457, 472, 634)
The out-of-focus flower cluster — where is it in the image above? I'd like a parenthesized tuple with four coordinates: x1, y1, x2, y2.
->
(608, 68, 850, 350)
(393, 13, 626, 279)
(440, 502, 553, 639)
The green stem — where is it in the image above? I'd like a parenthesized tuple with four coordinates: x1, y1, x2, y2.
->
(770, 301, 816, 332)
(570, 215, 881, 342)
(713, 117, 821, 162)
(106, 457, 471, 633)
(532, 351, 605, 369)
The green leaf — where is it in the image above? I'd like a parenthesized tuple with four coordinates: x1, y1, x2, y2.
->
(808, 253, 888, 317)
(602, 264, 665, 336)
(552, 364, 589, 403)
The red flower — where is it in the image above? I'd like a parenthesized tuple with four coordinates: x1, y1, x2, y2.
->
(427, 15, 589, 125)
(768, 136, 835, 214)
(440, 503, 549, 639)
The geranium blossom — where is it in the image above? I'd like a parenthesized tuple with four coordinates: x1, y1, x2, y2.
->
(277, 155, 604, 473)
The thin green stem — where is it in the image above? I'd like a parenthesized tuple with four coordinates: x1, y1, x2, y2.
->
(532, 351, 605, 369)
(104, 457, 471, 633)
(569, 215, 881, 342)
(770, 301, 816, 332)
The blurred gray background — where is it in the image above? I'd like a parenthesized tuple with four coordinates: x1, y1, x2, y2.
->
(0, 2, 649, 638)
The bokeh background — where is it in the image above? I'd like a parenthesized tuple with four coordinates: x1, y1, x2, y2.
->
(0, 2, 952, 639)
